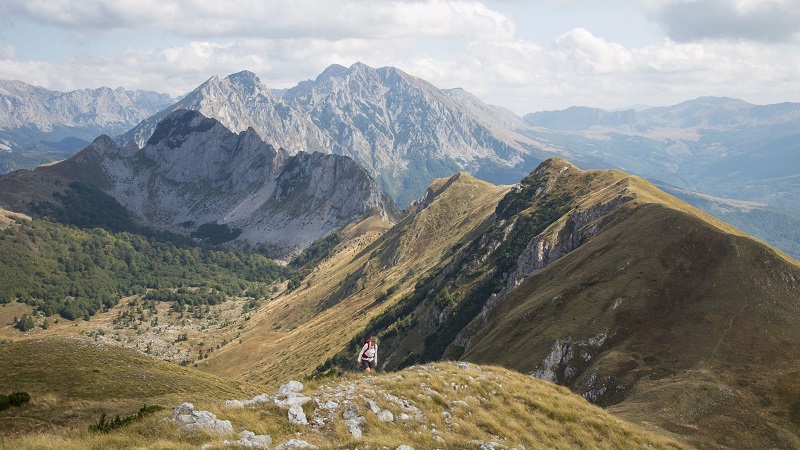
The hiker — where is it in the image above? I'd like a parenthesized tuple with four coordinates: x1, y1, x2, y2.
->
(357, 336, 378, 372)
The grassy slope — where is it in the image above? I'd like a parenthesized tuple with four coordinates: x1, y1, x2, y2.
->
(233, 158, 799, 448)
(1, 361, 691, 450)
(450, 162, 800, 448)
(0, 337, 253, 438)
(199, 173, 511, 386)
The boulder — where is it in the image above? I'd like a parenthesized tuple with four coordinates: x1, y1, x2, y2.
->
(274, 439, 318, 449)
(288, 404, 308, 425)
(275, 392, 313, 409)
(224, 430, 272, 448)
(171, 404, 234, 435)
(347, 415, 366, 438)
(276, 381, 304, 396)
(365, 399, 381, 414)
(378, 410, 394, 422)
(342, 403, 360, 420)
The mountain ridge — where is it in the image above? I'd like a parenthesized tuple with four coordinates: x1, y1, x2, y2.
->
(7, 65, 795, 258)
(0, 79, 174, 174)
(210, 157, 800, 448)
(0, 109, 399, 259)
(118, 62, 544, 207)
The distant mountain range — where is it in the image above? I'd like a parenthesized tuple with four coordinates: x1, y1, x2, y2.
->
(1, 64, 798, 259)
(0, 80, 172, 171)
(522, 96, 800, 216)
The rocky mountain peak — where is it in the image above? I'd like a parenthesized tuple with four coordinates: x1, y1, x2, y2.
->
(225, 70, 261, 85)
(110, 63, 542, 208)
(3, 111, 397, 259)
(145, 109, 220, 147)
(318, 63, 349, 81)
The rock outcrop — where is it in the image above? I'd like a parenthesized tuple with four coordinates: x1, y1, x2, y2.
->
(170, 402, 234, 435)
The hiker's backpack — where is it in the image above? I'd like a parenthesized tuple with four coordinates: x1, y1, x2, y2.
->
(363, 339, 376, 358)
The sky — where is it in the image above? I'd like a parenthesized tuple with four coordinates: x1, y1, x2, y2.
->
(0, 0, 798, 114)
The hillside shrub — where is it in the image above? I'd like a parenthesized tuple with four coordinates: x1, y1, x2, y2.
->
(290, 232, 342, 269)
(89, 404, 164, 433)
(790, 401, 800, 426)
(13, 315, 35, 332)
(0, 391, 31, 410)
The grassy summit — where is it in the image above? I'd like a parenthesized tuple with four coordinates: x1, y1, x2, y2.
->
(0, 356, 691, 449)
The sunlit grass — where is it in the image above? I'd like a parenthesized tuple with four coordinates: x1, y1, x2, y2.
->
(1, 361, 692, 449)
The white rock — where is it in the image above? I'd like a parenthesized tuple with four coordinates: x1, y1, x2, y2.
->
(275, 393, 313, 409)
(342, 403, 360, 420)
(225, 400, 245, 408)
(378, 410, 394, 422)
(315, 398, 339, 410)
(277, 380, 304, 396)
(347, 416, 366, 438)
(223, 430, 272, 448)
(246, 393, 271, 405)
(365, 399, 381, 414)
(172, 402, 194, 417)
(396, 446, 414, 450)
(273, 439, 319, 449)
(457, 362, 471, 370)
(288, 404, 308, 425)
(172, 408, 234, 435)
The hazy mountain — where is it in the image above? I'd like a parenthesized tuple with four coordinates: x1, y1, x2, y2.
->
(0, 109, 398, 259)
(525, 106, 644, 131)
(521, 97, 800, 214)
(0, 80, 172, 171)
(521, 96, 800, 259)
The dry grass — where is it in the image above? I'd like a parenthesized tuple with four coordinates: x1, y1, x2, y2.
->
(1, 362, 692, 449)
(199, 174, 511, 386)
(0, 337, 253, 439)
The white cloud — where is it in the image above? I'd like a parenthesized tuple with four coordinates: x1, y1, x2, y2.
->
(1, 0, 516, 41)
(0, 2, 798, 113)
(552, 28, 634, 74)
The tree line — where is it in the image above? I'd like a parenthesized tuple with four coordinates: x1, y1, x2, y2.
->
(0, 215, 293, 320)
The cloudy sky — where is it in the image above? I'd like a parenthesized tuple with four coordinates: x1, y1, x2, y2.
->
(0, 0, 798, 113)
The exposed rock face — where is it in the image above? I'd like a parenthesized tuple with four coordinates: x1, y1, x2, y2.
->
(117, 63, 539, 207)
(530, 333, 608, 384)
(499, 195, 634, 298)
(9, 109, 399, 259)
(283, 63, 539, 206)
(170, 402, 234, 435)
(117, 71, 326, 155)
